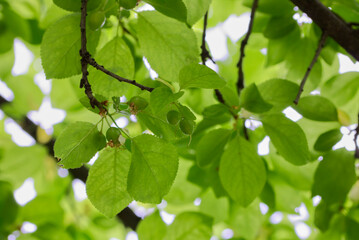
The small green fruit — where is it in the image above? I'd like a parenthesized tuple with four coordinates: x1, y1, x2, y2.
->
(167, 110, 181, 125)
(118, 0, 138, 9)
(106, 127, 122, 143)
(128, 96, 148, 113)
(179, 118, 194, 135)
(88, 11, 106, 30)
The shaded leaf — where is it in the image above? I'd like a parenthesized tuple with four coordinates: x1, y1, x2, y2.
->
(239, 83, 272, 113)
(165, 212, 213, 240)
(196, 128, 232, 168)
(137, 211, 167, 240)
(314, 129, 342, 152)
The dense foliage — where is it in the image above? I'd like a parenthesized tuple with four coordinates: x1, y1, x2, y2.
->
(1, 0, 359, 239)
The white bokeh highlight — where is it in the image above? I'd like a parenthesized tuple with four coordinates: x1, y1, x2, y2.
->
(14, 178, 37, 206)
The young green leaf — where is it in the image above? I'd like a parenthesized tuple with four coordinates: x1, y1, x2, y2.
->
(312, 149, 356, 204)
(314, 129, 342, 152)
(137, 211, 167, 240)
(41, 14, 100, 79)
(182, 0, 212, 26)
(294, 95, 338, 122)
(257, 79, 299, 108)
(196, 129, 232, 168)
(143, 0, 187, 22)
(150, 87, 183, 113)
(89, 36, 134, 98)
(127, 134, 179, 203)
(86, 148, 132, 218)
(239, 83, 272, 113)
(261, 113, 310, 165)
(136, 11, 199, 82)
(219, 135, 266, 207)
(165, 212, 213, 240)
(179, 63, 226, 89)
(54, 122, 106, 169)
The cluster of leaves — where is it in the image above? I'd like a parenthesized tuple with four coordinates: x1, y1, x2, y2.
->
(1, 0, 359, 239)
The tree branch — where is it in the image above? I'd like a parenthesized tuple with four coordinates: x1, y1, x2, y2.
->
(236, 0, 259, 94)
(0, 95, 141, 230)
(290, 0, 359, 61)
(86, 57, 154, 92)
(293, 30, 328, 105)
(79, 0, 153, 111)
(80, 0, 104, 111)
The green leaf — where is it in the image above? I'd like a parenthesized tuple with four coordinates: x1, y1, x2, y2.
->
(294, 95, 338, 121)
(182, 0, 212, 26)
(219, 135, 266, 206)
(41, 14, 100, 79)
(261, 113, 310, 165)
(53, 0, 104, 12)
(314, 129, 342, 152)
(346, 217, 359, 240)
(315, 200, 335, 232)
(243, 0, 293, 16)
(89, 37, 135, 98)
(136, 11, 199, 82)
(137, 211, 167, 240)
(0, 181, 18, 232)
(86, 148, 132, 218)
(312, 149, 356, 204)
(257, 79, 299, 109)
(21, 195, 64, 225)
(54, 122, 106, 169)
(264, 15, 297, 39)
(127, 134, 179, 203)
(150, 87, 184, 113)
(196, 128, 232, 168)
(321, 72, 359, 106)
(239, 83, 272, 113)
(165, 212, 213, 240)
(137, 112, 183, 140)
(143, 0, 187, 22)
(179, 63, 226, 89)
(0, 145, 46, 188)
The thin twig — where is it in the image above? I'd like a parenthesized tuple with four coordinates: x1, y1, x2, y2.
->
(200, 11, 215, 65)
(236, 0, 259, 94)
(200, 12, 227, 106)
(355, 113, 359, 158)
(293, 31, 328, 105)
(80, 0, 104, 111)
(86, 57, 154, 92)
